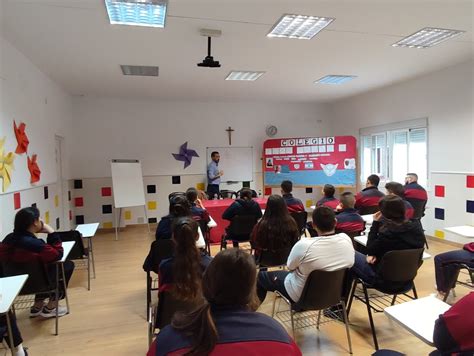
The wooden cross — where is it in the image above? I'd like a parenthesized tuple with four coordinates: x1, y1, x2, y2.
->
(226, 126, 235, 145)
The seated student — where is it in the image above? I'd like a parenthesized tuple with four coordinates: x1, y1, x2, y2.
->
(222, 188, 262, 248)
(281, 180, 305, 213)
(251, 195, 299, 260)
(351, 195, 425, 286)
(431, 292, 474, 356)
(355, 174, 385, 215)
(159, 217, 212, 301)
(185, 187, 210, 224)
(434, 244, 474, 299)
(335, 192, 365, 235)
(316, 184, 340, 210)
(0, 313, 27, 356)
(256, 206, 354, 304)
(0, 207, 75, 318)
(385, 181, 414, 219)
(148, 249, 302, 356)
(155, 195, 191, 240)
(404, 173, 428, 219)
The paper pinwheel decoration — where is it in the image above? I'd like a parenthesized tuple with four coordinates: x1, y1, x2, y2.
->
(13, 121, 29, 154)
(172, 142, 199, 169)
(0, 137, 16, 192)
(27, 154, 41, 184)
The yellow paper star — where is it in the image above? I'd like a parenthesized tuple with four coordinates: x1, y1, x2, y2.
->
(0, 137, 16, 192)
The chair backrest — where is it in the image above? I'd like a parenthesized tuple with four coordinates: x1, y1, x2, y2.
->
(2, 257, 54, 295)
(290, 211, 308, 234)
(294, 268, 348, 311)
(155, 291, 199, 329)
(168, 192, 185, 202)
(377, 248, 424, 283)
(147, 239, 175, 274)
(228, 215, 258, 236)
(57, 230, 85, 259)
(358, 206, 379, 215)
(258, 247, 292, 268)
(220, 190, 238, 199)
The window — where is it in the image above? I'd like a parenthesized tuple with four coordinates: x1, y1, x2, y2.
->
(360, 119, 428, 187)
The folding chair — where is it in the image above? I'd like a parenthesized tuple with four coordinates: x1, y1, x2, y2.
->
(57, 230, 93, 290)
(347, 248, 424, 350)
(272, 268, 353, 354)
(443, 263, 474, 302)
(290, 211, 308, 237)
(219, 190, 238, 199)
(220, 215, 258, 250)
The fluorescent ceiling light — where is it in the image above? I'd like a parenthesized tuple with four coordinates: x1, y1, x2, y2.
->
(225, 71, 265, 81)
(267, 14, 334, 40)
(120, 65, 159, 76)
(392, 27, 464, 48)
(105, 0, 167, 28)
(314, 75, 356, 85)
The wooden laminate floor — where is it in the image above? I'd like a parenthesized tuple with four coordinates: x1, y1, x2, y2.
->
(11, 226, 471, 356)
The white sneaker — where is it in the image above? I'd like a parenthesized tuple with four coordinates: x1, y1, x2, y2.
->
(40, 305, 68, 318)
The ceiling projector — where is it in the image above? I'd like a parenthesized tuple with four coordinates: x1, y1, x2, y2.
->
(197, 29, 221, 68)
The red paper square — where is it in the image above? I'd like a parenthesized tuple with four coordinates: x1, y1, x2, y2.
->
(75, 197, 84, 207)
(101, 187, 112, 197)
(264, 186, 272, 196)
(69, 210, 72, 221)
(13, 192, 21, 210)
(435, 185, 445, 197)
(467, 175, 474, 188)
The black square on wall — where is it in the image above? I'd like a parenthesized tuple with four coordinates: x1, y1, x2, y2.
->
(242, 181, 250, 188)
(147, 185, 156, 194)
(56, 217, 60, 230)
(75, 215, 84, 225)
(172, 176, 181, 184)
(68, 191, 71, 201)
(74, 180, 83, 189)
(44, 186, 49, 199)
(31, 203, 37, 208)
(305, 187, 313, 194)
(148, 217, 158, 223)
(102, 204, 113, 214)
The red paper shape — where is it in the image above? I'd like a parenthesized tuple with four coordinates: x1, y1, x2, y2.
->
(101, 187, 112, 197)
(264, 186, 272, 196)
(13, 121, 29, 154)
(14, 192, 21, 210)
(467, 175, 474, 188)
(75, 197, 84, 207)
(435, 185, 445, 197)
(27, 154, 41, 184)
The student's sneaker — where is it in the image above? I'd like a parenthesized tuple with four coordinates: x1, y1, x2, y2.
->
(30, 306, 43, 318)
(40, 305, 68, 318)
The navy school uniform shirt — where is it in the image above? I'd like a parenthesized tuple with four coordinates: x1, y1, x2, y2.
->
(355, 186, 385, 212)
(147, 306, 302, 356)
(282, 193, 305, 213)
(190, 202, 210, 223)
(155, 215, 174, 240)
(316, 196, 340, 210)
(336, 208, 365, 233)
(403, 199, 415, 220)
(404, 182, 428, 219)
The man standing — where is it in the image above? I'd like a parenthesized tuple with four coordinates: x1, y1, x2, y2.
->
(207, 151, 223, 199)
(355, 174, 385, 215)
(404, 173, 428, 219)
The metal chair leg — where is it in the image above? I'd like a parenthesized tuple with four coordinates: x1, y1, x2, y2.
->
(341, 301, 353, 354)
(290, 310, 295, 338)
(89, 238, 96, 279)
(87, 252, 91, 291)
(362, 284, 379, 350)
(391, 294, 397, 305)
(61, 264, 70, 313)
(316, 310, 321, 330)
(346, 279, 358, 316)
(412, 283, 418, 299)
(55, 264, 60, 336)
(271, 293, 278, 317)
(146, 273, 152, 318)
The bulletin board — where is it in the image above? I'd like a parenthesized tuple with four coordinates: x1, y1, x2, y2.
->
(263, 136, 357, 187)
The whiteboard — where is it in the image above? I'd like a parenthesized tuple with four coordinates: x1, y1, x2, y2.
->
(206, 147, 253, 182)
(111, 159, 146, 208)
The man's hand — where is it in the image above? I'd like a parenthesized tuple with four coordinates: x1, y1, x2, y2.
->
(373, 211, 382, 221)
(366, 255, 377, 264)
(219, 170, 224, 177)
(40, 220, 54, 234)
(196, 198, 204, 209)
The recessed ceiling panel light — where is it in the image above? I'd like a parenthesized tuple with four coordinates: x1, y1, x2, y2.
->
(267, 14, 334, 40)
(120, 65, 159, 76)
(392, 27, 464, 48)
(225, 71, 265, 81)
(105, 0, 167, 28)
(314, 75, 356, 85)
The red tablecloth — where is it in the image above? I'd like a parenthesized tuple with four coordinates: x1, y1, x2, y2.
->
(203, 198, 267, 243)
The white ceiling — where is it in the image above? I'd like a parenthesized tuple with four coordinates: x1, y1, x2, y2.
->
(2, 0, 473, 103)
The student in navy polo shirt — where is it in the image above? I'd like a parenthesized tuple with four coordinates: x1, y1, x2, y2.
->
(185, 187, 210, 224)
(335, 192, 365, 235)
(355, 174, 385, 215)
(148, 248, 301, 356)
(316, 184, 340, 210)
(281, 180, 305, 213)
(155, 196, 192, 240)
(404, 173, 428, 219)
(384, 181, 415, 219)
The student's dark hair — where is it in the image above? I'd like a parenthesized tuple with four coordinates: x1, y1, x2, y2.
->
(169, 195, 191, 217)
(211, 151, 219, 157)
(185, 187, 198, 203)
(312, 206, 336, 233)
(14, 207, 40, 232)
(256, 195, 299, 251)
(385, 182, 405, 198)
(323, 184, 336, 198)
(406, 173, 418, 180)
(171, 217, 202, 301)
(339, 192, 356, 209)
(239, 188, 253, 200)
(367, 174, 380, 187)
(281, 180, 293, 193)
(379, 195, 406, 224)
(171, 249, 258, 355)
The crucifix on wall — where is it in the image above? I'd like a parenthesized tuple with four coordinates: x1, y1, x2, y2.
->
(226, 126, 234, 145)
